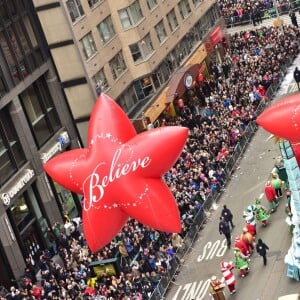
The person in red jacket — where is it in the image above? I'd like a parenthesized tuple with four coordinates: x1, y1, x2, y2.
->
(264, 180, 278, 213)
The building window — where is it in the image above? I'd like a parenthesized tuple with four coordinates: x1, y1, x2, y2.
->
(146, 0, 157, 11)
(167, 9, 179, 32)
(0, 67, 7, 97)
(0, 1, 16, 23)
(133, 76, 155, 100)
(118, 1, 143, 30)
(97, 16, 116, 43)
(80, 32, 97, 59)
(20, 78, 61, 148)
(109, 52, 127, 80)
(192, 0, 202, 6)
(8, 186, 47, 265)
(118, 87, 139, 113)
(0, 109, 26, 187)
(129, 34, 154, 63)
(93, 69, 109, 92)
(88, 0, 101, 8)
(155, 20, 167, 44)
(66, 0, 84, 22)
(0, 28, 29, 84)
(178, 0, 191, 20)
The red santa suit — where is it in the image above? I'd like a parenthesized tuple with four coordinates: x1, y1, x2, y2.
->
(240, 229, 255, 253)
(220, 261, 236, 294)
(264, 181, 276, 202)
(246, 222, 256, 237)
(234, 237, 249, 256)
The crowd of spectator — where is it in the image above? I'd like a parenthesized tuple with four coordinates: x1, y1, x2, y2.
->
(217, 0, 297, 26)
(2, 24, 299, 300)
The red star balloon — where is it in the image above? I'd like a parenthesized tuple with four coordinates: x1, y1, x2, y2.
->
(256, 94, 300, 143)
(44, 93, 188, 252)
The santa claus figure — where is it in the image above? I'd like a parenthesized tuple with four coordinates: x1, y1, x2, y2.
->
(240, 227, 255, 254)
(246, 221, 256, 237)
(234, 247, 250, 277)
(220, 261, 236, 295)
(234, 236, 249, 257)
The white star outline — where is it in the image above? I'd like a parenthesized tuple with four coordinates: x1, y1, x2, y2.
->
(89, 184, 149, 210)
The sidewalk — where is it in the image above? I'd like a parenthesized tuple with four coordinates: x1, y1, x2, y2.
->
(226, 14, 293, 35)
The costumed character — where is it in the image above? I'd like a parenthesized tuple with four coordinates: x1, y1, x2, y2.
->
(243, 204, 256, 226)
(246, 221, 256, 237)
(234, 236, 249, 256)
(220, 261, 236, 295)
(274, 156, 289, 190)
(234, 247, 250, 277)
(255, 199, 270, 226)
(209, 275, 226, 300)
(240, 228, 255, 254)
(264, 180, 279, 212)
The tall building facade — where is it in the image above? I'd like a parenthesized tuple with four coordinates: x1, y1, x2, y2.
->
(0, 0, 224, 285)
(34, 0, 223, 142)
(0, 1, 81, 285)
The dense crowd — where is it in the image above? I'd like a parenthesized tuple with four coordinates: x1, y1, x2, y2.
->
(2, 24, 299, 300)
(217, 0, 296, 25)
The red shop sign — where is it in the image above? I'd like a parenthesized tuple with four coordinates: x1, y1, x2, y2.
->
(210, 26, 223, 47)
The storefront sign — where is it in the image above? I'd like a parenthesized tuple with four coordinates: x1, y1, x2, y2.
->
(1, 169, 35, 206)
(184, 72, 193, 89)
(41, 131, 70, 164)
(210, 26, 223, 47)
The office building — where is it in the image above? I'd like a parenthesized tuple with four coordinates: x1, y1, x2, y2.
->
(34, 0, 224, 139)
(0, 0, 81, 284)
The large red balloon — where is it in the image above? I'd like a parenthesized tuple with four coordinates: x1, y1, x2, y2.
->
(44, 93, 188, 252)
(256, 94, 300, 143)
(292, 143, 300, 166)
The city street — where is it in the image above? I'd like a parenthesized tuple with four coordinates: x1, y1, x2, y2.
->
(165, 56, 300, 298)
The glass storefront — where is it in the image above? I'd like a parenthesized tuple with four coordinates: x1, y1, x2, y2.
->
(52, 180, 81, 220)
(8, 186, 46, 265)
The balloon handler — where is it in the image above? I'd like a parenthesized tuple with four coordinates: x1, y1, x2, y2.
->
(209, 275, 226, 300)
(255, 199, 270, 226)
(234, 247, 250, 277)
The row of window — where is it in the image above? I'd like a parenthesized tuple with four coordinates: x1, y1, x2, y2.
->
(0, 2, 45, 88)
(67, 0, 203, 24)
(119, 4, 220, 114)
(80, 1, 195, 59)
(0, 76, 61, 188)
(85, 1, 205, 92)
